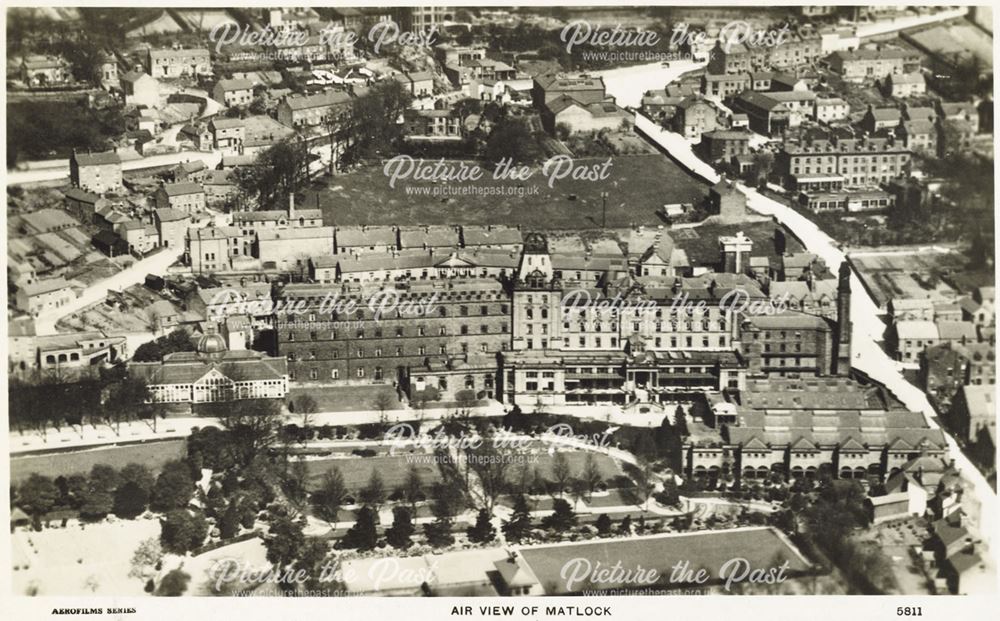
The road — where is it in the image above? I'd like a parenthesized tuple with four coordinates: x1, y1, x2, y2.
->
(596, 59, 706, 109)
(855, 7, 969, 39)
(33, 245, 187, 336)
(8, 150, 224, 186)
(627, 110, 996, 547)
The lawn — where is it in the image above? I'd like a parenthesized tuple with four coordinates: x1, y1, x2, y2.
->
(523, 448, 624, 485)
(302, 453, 443, 493)
(671, 219, 805, 269)
(12, 518, 161, 596)
(287, 385, 402, 412)
(10, 439, 187, 484)
(305, 153, 708, 229)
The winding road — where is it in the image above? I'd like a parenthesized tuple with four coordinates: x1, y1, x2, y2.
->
(623, 107, 996, 547)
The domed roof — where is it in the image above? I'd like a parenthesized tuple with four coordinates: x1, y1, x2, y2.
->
(197, 332, 228, 355)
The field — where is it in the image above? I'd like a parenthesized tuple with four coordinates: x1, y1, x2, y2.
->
(10, 439, 187, 483)
(287, 385, 402, 412)
(528, 448, 624, 485)
(12, 518, 161, 596)
(306, 154, 708, 229)
(302, 453, 443, 494)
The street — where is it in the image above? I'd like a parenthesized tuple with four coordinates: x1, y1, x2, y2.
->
(627, 110, 997, 548)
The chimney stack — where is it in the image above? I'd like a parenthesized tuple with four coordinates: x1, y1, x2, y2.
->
(288, 192, 295, 218)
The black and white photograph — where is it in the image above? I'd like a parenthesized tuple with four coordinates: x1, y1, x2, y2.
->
(2, 2, 998, 617)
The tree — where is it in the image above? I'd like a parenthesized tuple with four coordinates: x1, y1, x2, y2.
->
(113, 480, 149, 519)
(502, 494, 533, 543)
(80, 464, 120, 519)
(550, 451, 572, 497)
(542, 498, 577, 531)
(103, 377, 154, 434)
(402, 465, 424, 514)
(234, 139, 312, 210)
(340, 506, 379, 551)
(160, 510, 208, 554)
(264, 514, 306, 584)
(294, 539, 332, 593)
(674, 405, 690, 438)
(373, 391, 395, 430)
(219, 501, 241, 539)
(119, 463, 155, 497)
(293, 394, 318, 431)
(581, 453, 603, 500)
(206, 398, 283, 467)
(595, 512, 612, 535)
(385, 506, 416, 549)
(359, 470, 386, 511)
(467, 508, 496, 544)
(155, 569, 190, 596)
(151, 460, 195, 512)
(657, 476, 680, 507)
(312, 467, 348, 525)
(341, 79, 412, 165)
(424, 516, 455, 548)
(484, 118, 536, 163)
(132, 329, 195, 362)
(424, 483, 462, 548)
(465, 433, 513, 512)
(128, 538, 163, 580)
(619, 514, 632, 534)
(284, 459, 309, 508)
(17, 473, 58, 518)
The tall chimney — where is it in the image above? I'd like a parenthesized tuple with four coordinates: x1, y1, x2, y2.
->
(288, 192, 295, 218)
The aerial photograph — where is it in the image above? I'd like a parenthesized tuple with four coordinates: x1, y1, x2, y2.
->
(4, 3, 997, 604)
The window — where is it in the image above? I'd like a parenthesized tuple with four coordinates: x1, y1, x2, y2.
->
(309, 369, 318, 380)
(357, 368, 365, 378)
(331, 369, 339, 379)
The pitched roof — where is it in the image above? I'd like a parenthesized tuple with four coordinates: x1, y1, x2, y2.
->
(161, 182, 204, 196)
(336, 226, 397, 247)
(20, 277, 75, 297)
(73, 150, 121, 166)
(283, 89, 352, 111)
(895, 320, 939, 340)
(155, 207, 189, 222)
(461, 225, 522, 246)
(216, 78, 253, 92)
(868, 107, 902, 121)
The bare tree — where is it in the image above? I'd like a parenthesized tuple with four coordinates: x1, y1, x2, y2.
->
(550, 451, 572, 498)
(581, 453, 603, 501)
(294, 394, 318, 433)
(465, 432, 514, 513)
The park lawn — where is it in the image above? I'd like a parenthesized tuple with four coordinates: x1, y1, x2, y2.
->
(302, 454, 442, 493)
(529, 449, 623, 485)
(288, 385, 402, 412)
(584, 488, 646, 508)
(10, 439, 187, 484)
(305, 153, 707, 229)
